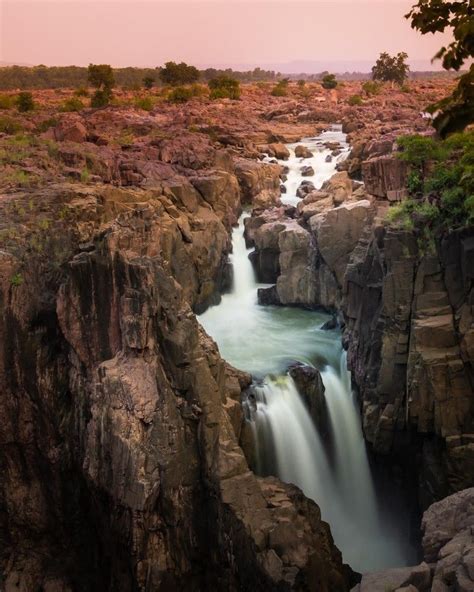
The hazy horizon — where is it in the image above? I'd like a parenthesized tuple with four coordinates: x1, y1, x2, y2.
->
(1, 1, 453, 73)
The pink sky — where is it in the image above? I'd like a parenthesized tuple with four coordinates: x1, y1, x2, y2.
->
(1, 1, 453, 72)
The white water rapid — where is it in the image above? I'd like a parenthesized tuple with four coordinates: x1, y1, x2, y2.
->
(199, 126, 417, 572)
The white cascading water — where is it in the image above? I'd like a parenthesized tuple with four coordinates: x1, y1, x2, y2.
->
(199, 126, 416, 572)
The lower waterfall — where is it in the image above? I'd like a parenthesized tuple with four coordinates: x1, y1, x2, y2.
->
(199, 128, 417, 572)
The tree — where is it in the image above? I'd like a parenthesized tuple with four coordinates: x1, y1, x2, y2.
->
(208, 75, 241, 100)
(87, 64, 115, 91)
(406, 0, 474, 137)
(88, 64, 115, 107)
(143, 76, 154, 90)
(321, 73, 337, 89)
(159, 62, 200, 86)
(16, 91, 34, 112)
(372, 52, 409, 85)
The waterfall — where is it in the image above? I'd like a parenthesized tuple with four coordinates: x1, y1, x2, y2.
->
(199, 126, 416, 572)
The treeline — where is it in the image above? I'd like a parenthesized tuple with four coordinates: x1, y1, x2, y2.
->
(0, 65, 279, 90)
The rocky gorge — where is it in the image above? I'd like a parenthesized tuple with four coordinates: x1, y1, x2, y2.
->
(0, 80, 472, 591)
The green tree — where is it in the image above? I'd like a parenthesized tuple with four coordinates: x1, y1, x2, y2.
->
(88, 64, 114, 107)
(143, 76, 155, 90)
(16, 91, 35, 112)
(208, 75, 241, 100)
(406, 0, 474, 137)
(372, 52, 409, 85)
(321, 74, 337, 89)
(159, 62, 200, 86)
(87, 64, 115, 90)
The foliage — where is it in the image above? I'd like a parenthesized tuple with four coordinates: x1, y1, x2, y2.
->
(297, 79, 306, 87)
(87, 64, 115, 90)
(0, 116, 23, 134)
(372, 52, 409, 84)
(362, 80, 382, 96)
(10, 273, 23, 287)
(60, 97, 84, 112)
(271, 79, 289, 96)
(36, 117, 58, 133)
(348, 94, 363, 106)
(159, 61, 200, 86)
(74, 87, 89, 97)
(143, 76, 155, 90)
(321, 74, 337, 89)
(388, 131, 474, 238)
(0, 94, 14, 109)
(134, 96, 155, 111)
(167, 86, 194, 103)
(208, 75, 241, 100)
(406, 1, 473, 136)
(16, 92, 35, 112)
(90, 89, 112, 108)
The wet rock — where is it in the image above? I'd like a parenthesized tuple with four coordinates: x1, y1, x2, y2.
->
(295, 145, 314, 158)
(258, 285, 280, 305)
(289, 364, 329, 434)
(301, 165, 315, 177)
(296, 180, 316, 198)
(268, 142, 291, 160)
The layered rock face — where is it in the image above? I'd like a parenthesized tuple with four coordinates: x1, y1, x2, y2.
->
(0, 168, 353, 589)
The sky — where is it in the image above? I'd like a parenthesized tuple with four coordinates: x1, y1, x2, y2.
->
(0, 0, 454, 72)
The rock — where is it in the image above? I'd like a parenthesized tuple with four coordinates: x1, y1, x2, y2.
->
(321, 316, 338, 331)
(301, 165, 315, 177)
(296, 180, 316, 198)
(258, 285, 280, 305)
(289, 364, 329, 434)
(234, 158, 281, 207)
(295, 145, 314, 158)
(268, 142, 290, 160)
(309, 200, 374, 287)
(321, 171, 352, 205)
(361, 154, 408, 200)
(325, 154, 332, 163)
(54, 117, 88, 143)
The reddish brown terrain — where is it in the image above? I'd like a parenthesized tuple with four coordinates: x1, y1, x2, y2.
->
(1, 78, 473, 592)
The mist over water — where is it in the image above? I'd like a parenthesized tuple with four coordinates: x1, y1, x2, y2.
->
(199, 127, 417, 572)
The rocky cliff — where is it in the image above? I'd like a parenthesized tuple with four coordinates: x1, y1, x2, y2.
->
(0, 143, 354, 590)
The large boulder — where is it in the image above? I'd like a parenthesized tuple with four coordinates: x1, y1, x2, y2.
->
(361, 155, 408, 201)
(321, 171, 353, 205)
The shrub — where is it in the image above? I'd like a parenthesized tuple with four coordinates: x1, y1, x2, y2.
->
(297, 79, 306, 87)
(348, 94, 363, 106)
(208, 75, 241, 100)
(160, 62, 200, 86)
(60, 97, 84, 112)
(134, 96, 155, 111)
(91, 89, 112, 108)
(271, 80, 289, 97)
(143, 76, 154, 90)
(321, 74, 337, 89)
(0, 116, 23, 134)
(362, 80, 382, 96)
(16, 92, 35, 112)
(36, 117, 58, 133)
(0, 94, 14, 109)
(74, 87, 89, 97)
(167, 86, 194, 103)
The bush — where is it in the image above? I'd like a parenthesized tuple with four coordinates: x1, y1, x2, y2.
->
(388, 131, 474, 237)
(321, 74, 337, 89)
(0, 94, 14, 109)
(160, 62, 200, 86)
(208, 75, 241, 100)
(143, 76, 155, 90)
(74, 87, 89, 97)
(16, 92, 35, 112)
(60, 97, 84, 112)
(362, 80, 381, 96)
(90, 89, 112, 108)
(0, 116, 23, 134)
(297, 79, 306, 87)
(271, 80, 289, 97)
(348, 94, 363, 106)
(167, 86, 194, 103)
(134, 96, 155, 111)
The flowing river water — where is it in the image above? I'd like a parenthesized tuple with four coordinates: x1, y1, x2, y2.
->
(199, 126, 417, 573)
